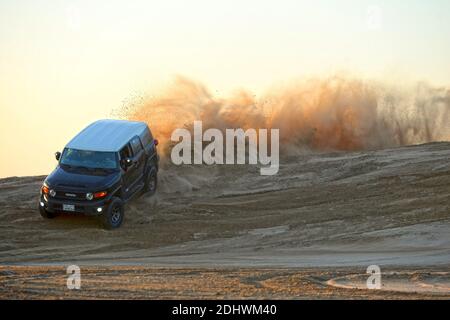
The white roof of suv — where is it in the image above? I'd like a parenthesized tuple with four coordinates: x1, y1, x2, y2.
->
(66, 119, 148, 152)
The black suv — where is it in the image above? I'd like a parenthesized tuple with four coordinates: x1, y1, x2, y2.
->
(39, 119, 159, 229)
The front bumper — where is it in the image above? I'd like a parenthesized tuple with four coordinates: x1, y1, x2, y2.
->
(39, 194, 109, 216)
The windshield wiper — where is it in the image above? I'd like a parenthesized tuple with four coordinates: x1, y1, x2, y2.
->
(63, 164, 115, 173)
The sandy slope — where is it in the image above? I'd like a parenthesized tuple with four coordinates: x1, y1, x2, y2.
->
(0, 142, 449, 298)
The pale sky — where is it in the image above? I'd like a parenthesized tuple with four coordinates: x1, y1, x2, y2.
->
(1, 0, 450, 177)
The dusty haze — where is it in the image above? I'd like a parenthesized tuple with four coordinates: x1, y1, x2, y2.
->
(122, 76, 450, 158)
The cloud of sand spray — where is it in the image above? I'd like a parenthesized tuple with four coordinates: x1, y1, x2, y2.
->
(119, 76, 450, 158)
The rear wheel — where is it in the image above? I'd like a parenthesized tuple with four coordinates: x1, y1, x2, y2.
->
(101, 197, 124, 230)
(39, 205, 56, 219)
(144, 170, 157, 196)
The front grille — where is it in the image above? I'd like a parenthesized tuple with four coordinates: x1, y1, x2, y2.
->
(53, 190, 86, 201)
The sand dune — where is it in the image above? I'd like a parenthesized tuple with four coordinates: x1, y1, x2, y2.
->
(0, 142, 449, 298)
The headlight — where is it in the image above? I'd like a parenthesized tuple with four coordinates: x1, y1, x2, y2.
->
(41, 185, 49, 195)
(49, 189, 56, 197)
(86, 193, 94, 200)
(94, 191, 107, 199)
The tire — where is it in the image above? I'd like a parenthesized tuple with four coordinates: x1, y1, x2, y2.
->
(143, 170, 157, 196)
(39, 205, 56, 219)
(101, 197, 124, 230)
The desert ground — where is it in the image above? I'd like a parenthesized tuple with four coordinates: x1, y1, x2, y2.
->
(0, 142, 449, 299)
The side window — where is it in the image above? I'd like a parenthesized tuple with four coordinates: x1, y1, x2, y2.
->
(140, 128, 152, 147)
(130, 136, 143, 155)
(119, 144, 132, 160)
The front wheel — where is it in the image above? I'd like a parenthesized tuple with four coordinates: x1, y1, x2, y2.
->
(143, 170, 157, 196)
(101, 197, 124, 230)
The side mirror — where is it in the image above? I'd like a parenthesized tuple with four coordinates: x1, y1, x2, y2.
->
(55, 151, 61, 161)
(154, 139, 159, 146)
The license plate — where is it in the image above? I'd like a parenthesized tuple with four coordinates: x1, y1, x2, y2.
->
(63, 204, 75, 212)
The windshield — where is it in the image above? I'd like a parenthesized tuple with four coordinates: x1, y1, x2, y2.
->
(60, 148, 118, 170)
